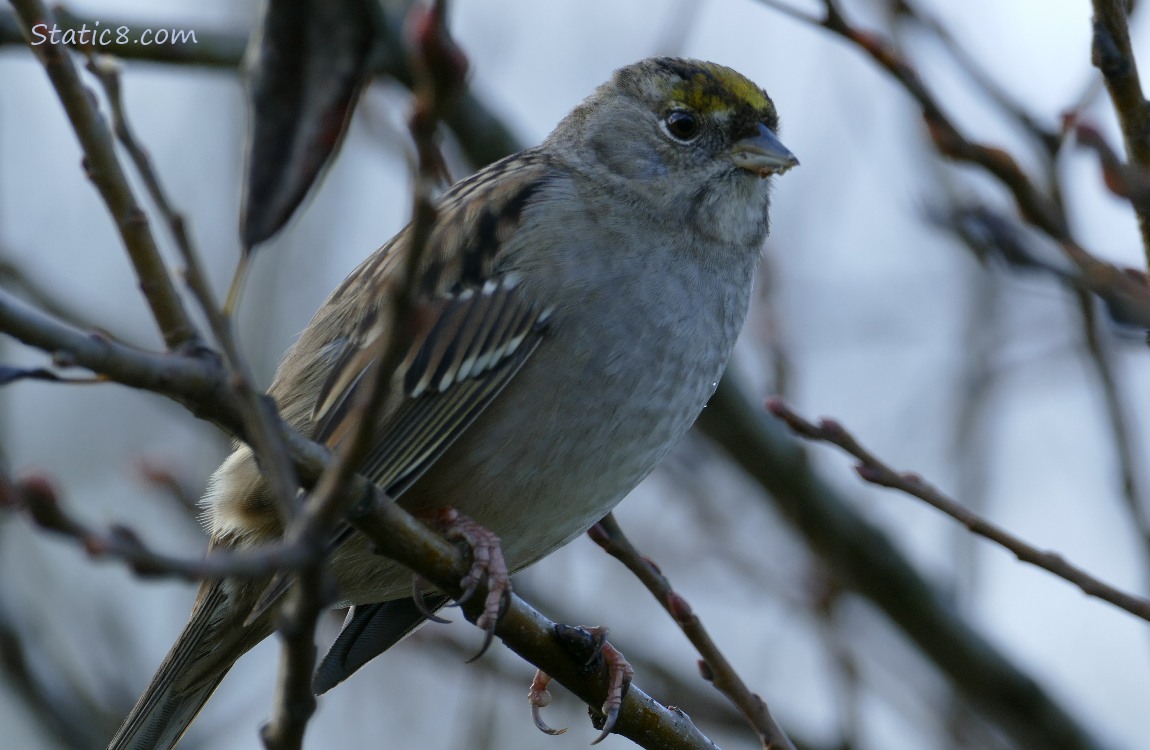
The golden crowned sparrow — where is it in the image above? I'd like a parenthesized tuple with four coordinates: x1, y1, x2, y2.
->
(109, 56, 796, 749)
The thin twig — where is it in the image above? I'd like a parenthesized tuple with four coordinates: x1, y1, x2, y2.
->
(1091, 0, 1150, 263)
(767, 398, 1150, 623)
(82, 52, 302, 534)
(1075, 121, 1150, 216)
(8, 0, 201, 350)
(756, 0, 1150, 329)
(3, 473, 312, 581)
(0, 284, 331, 499)
(590, 514, 797, 750)
(345, 486, 723, 750)
(0, 257, 102, 333)
(0, 288, 233, 415)
(260, 3, 469, 747)
(0, 6, 518, 170)
(1076, 292, 1150, 558)
(0, 395, 726, 749)
(136, 459, 206, 517)
(894, 0, 1060, 157)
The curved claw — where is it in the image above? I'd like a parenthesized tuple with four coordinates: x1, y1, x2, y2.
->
(592, 701, 622, 745)
(548, 624, 635, 743)
(590, 634, 634, 745)
(533, 703, 568, 736)
(456, 576, 480, 606)
(411, 575, 451, 624)
(466, 586, 509, 662)
(529, 670, 568, 736)
(466, 621, 497, 663)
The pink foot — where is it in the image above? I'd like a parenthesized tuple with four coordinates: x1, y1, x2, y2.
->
(536, 624, 633, 744)
(425, 508, 510, 659)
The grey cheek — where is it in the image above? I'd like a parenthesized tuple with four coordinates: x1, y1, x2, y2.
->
(590, 133, 666, 180)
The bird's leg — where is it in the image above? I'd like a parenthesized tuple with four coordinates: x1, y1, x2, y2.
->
(528, 669, 567, 735)
(531, 623, 634, 744)
(419, 508, 510, 658)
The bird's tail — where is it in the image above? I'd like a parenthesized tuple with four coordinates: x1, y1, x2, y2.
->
(108, 580, 268, 750)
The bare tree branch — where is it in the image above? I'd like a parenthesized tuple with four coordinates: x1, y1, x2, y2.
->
(259, 2, 471, 746)
(757, 0, 1150, 330)
(0, 288, 229, 414)
(0, 5, 518, 170)
(767, 398, 1150, 623)
(83, 52, 303, 530)
(590, 514, 797, 750)
(2, 472, 310, 581)
(1091, 0, 1150, 262)
(8, 0, 202, 350)
(694, 379, 1109, 750)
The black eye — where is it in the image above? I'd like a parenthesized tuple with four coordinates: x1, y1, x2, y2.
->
(664, 110, 700, 141)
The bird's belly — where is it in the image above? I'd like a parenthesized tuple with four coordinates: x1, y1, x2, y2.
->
(332, 254, 753, 606)
(401, 319, 729, 573)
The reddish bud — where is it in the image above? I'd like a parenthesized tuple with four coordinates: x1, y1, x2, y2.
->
(667, 591, 693, 624)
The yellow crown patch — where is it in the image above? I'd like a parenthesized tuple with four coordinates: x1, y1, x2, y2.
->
(666, 61, 773, 114)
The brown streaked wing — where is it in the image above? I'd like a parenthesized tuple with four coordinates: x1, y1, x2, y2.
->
(246, 157, 555, 624)
(321, 274, 552, 495)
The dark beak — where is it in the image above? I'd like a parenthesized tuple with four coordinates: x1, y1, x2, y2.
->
(730, 123, 799, 177)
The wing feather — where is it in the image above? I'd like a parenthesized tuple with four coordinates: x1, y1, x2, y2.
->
(247, 153, 555, 626)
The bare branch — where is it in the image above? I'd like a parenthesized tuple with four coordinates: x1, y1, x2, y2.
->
(83, 52, 303, 532)
(695, 377, 1109, 750)
(894, 0, 1061, 157)
(0, 5, 518, 170)
(8, 0, 201, 350)
(767, 398, 1150, 623)
(1075, 121, 1150, 215)
(1, 471, 312, 581)
(0, 288, 229, 414)
(258, 3, 471, 747)
(757, 0, 1150, 330)
(1091, 0, 1150, 262)
(1076, 292, 1150, 562)
(0, 256, 100, 332)
(345, 485, 723, 750)
(0, 285, 333, 496)
(590, 514, 796, 750)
